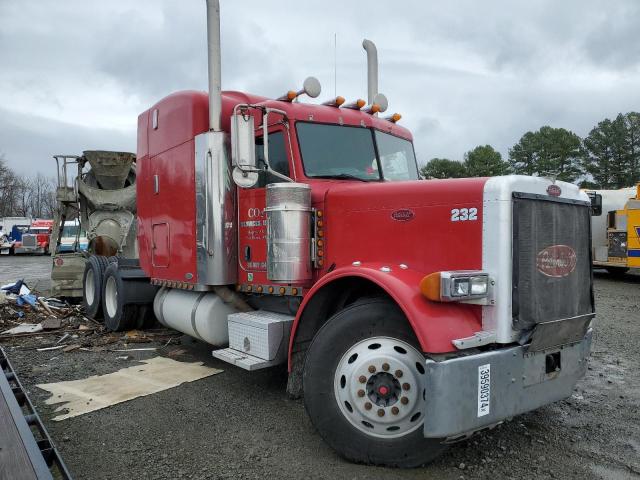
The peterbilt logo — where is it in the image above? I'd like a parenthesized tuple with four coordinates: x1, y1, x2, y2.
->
(536, 245, 577, 277)
(391, 209, 415, 222)
(547, 184, 561, 197)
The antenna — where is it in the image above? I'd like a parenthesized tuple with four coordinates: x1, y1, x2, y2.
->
(334, 33, 337, 98)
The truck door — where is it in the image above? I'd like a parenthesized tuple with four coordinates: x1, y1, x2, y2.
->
(237, 128, 292, 286)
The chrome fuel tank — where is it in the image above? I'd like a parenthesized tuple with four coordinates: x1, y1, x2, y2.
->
(265, 183, 312, 282)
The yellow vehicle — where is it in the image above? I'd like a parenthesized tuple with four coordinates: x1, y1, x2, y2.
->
(587, 185, 640, 274)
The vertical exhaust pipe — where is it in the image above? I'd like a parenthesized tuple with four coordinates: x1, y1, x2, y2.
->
(362, 39, 378, 106)
(206, 0, 222, 132)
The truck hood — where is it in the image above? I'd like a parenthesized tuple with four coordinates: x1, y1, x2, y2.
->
(319, 178, 488, 274)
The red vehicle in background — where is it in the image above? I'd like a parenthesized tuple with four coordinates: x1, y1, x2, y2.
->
(16, 219, 54, 255)
(77, 0, 594, 467)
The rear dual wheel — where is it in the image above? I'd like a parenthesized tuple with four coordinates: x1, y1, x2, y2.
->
(303, 298, 446, 467)
(83, 255, 117, 318)
(101, 264, 156, 332)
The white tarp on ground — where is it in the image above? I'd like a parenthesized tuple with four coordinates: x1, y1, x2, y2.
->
(37, 356, 222, 421)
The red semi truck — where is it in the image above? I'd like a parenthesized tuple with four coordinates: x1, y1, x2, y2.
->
(16, 219, 54, 255)
(82, 0, 594, 467)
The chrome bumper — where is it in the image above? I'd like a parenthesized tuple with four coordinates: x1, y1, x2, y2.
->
(423, 329, 592, 439)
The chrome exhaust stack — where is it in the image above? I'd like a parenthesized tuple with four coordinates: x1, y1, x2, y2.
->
(362, 39, 378, 106)
(206, 0, 222, 132)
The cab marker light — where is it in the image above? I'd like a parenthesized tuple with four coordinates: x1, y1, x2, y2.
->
(384, 113, 402, 123)
(322, 96, 345, 107)
(420, 271, 492, 303)
(277, 90, 298, 102)
(363, 103, 381, 114)
(341, 99, 366, 110)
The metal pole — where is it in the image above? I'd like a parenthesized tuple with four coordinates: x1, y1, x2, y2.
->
(206, 0, 222, 132)
(362, 39, 378, 106)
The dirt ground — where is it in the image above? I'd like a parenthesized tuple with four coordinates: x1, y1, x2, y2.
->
(1, 255, 639, 480)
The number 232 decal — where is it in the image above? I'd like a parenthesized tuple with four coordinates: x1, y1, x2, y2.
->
(451, 207, 478, 222)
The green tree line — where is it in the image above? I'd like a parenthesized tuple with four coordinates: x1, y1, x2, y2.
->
(420, 111, 640, 189)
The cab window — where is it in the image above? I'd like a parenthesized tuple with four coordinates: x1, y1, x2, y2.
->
(255, 131, 290, 186)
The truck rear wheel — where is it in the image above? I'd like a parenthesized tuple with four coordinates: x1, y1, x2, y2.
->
(303, 298, 446, 467)
(102, 263, 138, 332)
(82, 256, 112, 319)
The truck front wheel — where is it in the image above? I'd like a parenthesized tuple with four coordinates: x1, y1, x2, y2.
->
(303, 298, 446, 467)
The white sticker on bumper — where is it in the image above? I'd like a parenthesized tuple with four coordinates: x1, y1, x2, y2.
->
(477, 363, 491, 417)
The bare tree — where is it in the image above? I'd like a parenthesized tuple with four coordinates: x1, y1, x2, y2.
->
(0, 154, 57, 219)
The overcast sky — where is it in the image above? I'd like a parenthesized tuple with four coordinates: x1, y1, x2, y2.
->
(2, 0, 640, 176)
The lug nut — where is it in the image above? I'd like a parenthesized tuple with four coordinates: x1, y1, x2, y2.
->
(357, 389, 365, 397)
(364, 402, 372, 410)
(391, 406, 399, 415)
(395, 370, 403, 378)
(358, 375, 367, 384)
(401, 397, 409, 405)
(377, 409, 385, 417)
(368, 365, 376, 374)
(382, 363, 390, 371)
(402, 383, 410, 391)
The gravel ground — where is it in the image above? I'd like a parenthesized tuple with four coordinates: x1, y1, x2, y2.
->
(1, 256, 639, 480)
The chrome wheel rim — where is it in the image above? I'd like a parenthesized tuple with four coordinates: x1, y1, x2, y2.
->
(333, 336, 426, 438)
(105, 276, 118, 317)
(85, 269, 95, 306)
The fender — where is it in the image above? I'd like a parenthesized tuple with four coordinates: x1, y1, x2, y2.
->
(288, 263, 482, 368)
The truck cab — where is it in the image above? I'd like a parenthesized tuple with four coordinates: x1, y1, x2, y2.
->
(17, 219, 54, 255)
(130, 87, 594, 466)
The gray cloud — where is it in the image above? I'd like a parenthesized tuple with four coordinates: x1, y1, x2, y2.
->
(1, 0, 639, 175)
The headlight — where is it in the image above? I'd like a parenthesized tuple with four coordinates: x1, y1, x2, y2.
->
(420, 271, 492, 303)
(452, 278, 470, 296)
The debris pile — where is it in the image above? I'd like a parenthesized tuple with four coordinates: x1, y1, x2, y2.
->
(0, 279, 180, 352)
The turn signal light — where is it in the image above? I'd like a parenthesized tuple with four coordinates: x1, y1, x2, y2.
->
(419, 272, 442, 301)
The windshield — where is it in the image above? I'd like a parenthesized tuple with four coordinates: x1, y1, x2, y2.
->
(296, 122, 419, 181)
(62, 225, 79, 237)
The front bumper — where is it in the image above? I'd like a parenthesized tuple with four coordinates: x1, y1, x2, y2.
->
(423, 329, 592, 439)
(15, 246, 44, 254)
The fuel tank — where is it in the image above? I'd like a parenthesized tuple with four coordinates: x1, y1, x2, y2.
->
(153, 287, 239, 347)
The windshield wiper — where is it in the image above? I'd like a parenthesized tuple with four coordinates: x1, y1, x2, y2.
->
(312, 174, 372, 182)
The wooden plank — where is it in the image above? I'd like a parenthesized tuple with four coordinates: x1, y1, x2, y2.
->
(0, 387, 38, 480)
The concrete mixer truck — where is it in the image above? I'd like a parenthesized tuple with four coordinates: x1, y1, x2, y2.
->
(49, 152, 152, 312)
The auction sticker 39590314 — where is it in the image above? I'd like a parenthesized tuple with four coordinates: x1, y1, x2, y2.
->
(477, 364, 491, 417)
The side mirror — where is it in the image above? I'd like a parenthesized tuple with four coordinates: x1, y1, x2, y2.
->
(231, 111, 256, 170)
(587, 192, 602, 216)
(231, 111, 259, 188)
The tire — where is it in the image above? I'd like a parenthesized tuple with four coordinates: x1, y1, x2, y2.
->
(606, 266, 629, 276)
(303, 298, 447, 467)
(101, 263, 139, 332)
(82, 255, 111, 319)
